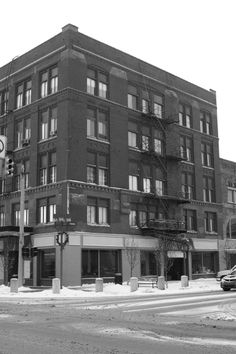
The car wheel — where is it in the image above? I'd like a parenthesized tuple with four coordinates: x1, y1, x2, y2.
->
(222, 287, 230, 291)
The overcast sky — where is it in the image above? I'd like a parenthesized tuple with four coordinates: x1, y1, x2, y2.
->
(1, 0, 235, 161)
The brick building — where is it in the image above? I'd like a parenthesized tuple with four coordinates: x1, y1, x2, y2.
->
(219, 158, 236, 270)
(0, 24, 222, 286)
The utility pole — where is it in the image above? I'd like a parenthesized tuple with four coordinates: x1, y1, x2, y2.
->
(17, 164, 25, 287)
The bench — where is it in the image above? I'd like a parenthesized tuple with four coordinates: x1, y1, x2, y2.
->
(138, 278, 157, 288)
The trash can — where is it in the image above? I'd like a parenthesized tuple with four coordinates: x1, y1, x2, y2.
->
(114, 273, 122, 285)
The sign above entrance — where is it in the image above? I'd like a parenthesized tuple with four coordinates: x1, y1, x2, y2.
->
(167, 251, 184, 258)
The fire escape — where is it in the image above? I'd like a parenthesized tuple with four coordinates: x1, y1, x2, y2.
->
(138, 90, 190, 242)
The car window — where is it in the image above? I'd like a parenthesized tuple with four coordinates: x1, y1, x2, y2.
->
(230, 270, 236, 276)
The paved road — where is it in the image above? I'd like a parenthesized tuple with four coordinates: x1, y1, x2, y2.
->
(0, 290, 236, 354)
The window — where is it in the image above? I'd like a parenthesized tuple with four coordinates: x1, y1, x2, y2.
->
(181, 172, 195, 199)
(183, 209, 197, 231)
(49, 152, 57, 183)
(87, 107, 108, 141)
(87, 68, 108, 98)
(179, 103, 192, 128)
(15, 117, 31, 148)
(82, 249, 121, 278)
(153, 95, 163, 118)
(129, 162, 139, 191)
(201, 142, 214, 167)
(128, 122, 138, 148)
(16, 79, 32, 108)
(200, 111, 212, 135)
(154, 129, 164, 155)
(226, 218, 236, 238)
(155, 179, 164, 196)
(87, 198, 109, 226)
(129, 210, 137, 227)
(204, 212, 217, 233)
(129, 175, 138, 191)
(142, 135, 150, 151)
(180, 136, 194, 162)
(142, 99, 149, 113)
(128, 85, 137, 110)
(203, 176, 215, 202)
(37, 197, 56, 224)
(0, 206, 5, 227)
(228, 187, 236, 203)
(0, 90, 8, 115)
(13, 203, 29, 226)
(14, 160, 30, 191)
(39, 106, 57, 140)
(39, 152, 56, 185)
(87, 152, 109, 186)
(40, 66, 58, 98)
(143, 177, 151, 193)
(128, 131, 137, 148)
(192, 252, 217, 275)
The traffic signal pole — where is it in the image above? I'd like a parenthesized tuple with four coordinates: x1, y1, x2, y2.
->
(17, 165, 25, 287)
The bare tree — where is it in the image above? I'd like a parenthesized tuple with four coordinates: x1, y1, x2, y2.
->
(125, 237, 139, 279)
(0, 237, 18, 285)
(153, 233, 194, 283)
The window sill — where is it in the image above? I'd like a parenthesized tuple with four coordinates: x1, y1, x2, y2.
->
(87, 137, 110, 144)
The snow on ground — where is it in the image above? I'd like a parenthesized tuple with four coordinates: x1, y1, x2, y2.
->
(0, 278, 221, 298)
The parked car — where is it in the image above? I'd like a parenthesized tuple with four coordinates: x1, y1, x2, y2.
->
(216, 265, 236, 281)
(220, 270, 236, 291)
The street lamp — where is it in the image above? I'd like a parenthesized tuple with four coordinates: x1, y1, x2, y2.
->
(54, 216, 71, 288)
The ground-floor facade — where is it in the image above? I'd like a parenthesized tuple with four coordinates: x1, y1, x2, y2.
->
(8, 231, 217, 286)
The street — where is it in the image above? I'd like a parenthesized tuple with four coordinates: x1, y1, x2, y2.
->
(0, 290, 236, 353)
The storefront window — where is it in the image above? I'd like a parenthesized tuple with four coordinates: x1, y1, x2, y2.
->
(192, 252, 216, 275)
(141, 251, 156, 276)
(41, 249, 55, 278)
(82, 249, 121, 278)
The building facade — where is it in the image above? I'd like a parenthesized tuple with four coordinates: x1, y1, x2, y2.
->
(219, 158, 236, 270)
(0, 24, 222, 286)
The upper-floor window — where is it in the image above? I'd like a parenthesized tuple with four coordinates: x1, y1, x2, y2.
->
(40, 66, 58, 98)
(87, 106, 108, 141)
(0, 90, 9, 116)
(39, 106, 57, 140)
(142, 98, 149, 113)
(87, 68, 108, 99)
(128, 85, 138, 110)
(87, 151, 109, 186)
(154, 129, 164, 155)
(200, 111, 212, 135)
(153, 95, 163, 118)
(183, 209, 197, 232)
(181, 171, 195, 199)
(16, 79, 32, 109)
(87, 197, 109, 226)
(14, 160, 30, 191)
(201, 142, 214, 168)
(129, 161, 139, 191)
(204, 211, 217, 233)
(13, 202, 29, 226)
(228, 187, 236, 203)
(203, 176, 215, 202)
(179, 103, 192, 128)
(15, 117, 31, 149)
(39, 151, 56, 186)
(37, 197, 56, 224)
(0, 205, 5, 227)
(180, 135, 194, 162)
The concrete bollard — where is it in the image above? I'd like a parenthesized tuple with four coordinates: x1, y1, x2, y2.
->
(157, 276, 165, 290)
(130, 277, 138, 292)
(10, 278, 18, 293)
(95, 278, 103, 292)
(52, 278, 61, 294)
(181, 275, 189, 288)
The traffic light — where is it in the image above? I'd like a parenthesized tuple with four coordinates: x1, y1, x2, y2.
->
(5, 156, 14, 176)
(22, 247, 30, 258)
(31, 247, 38, 257)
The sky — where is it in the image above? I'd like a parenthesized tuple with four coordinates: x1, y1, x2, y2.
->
(0, 0, 235, 160)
